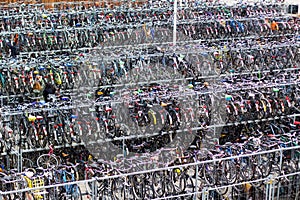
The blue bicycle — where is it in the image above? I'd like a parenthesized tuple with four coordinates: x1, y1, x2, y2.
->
(55, 163, 82, 200)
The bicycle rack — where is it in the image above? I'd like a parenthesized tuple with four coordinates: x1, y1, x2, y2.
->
(0, 1, 297, 199)
(201, 187, 209, 200)
(265, 175, 276, 200)
(0, 144, 297, 199)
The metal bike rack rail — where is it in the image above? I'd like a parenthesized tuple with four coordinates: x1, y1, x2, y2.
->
(0, 146, 299, 200)
(0, 2, 297, 200)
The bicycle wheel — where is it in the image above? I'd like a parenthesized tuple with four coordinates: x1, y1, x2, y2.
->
(71, 124, 82, 144)
(37, 154, 59, 169)
(203, 163, 215, 186)
(215, 170, 229, 196)
(151, 171, 165, 197)
(131, 175, 145, 199)
(27, 126, 38, 149)
(84, 170, 95, 197)
(239, 161, 254, 181)
(144, 183, 154, 199)
(184, 175, 195, 198)
(164, 178, 175, 196)
(172, 170, 187, 194)
(63, 125, 73, 145)
(71, 185, 82, 200)
(251, 165, 263, 188)
(22, 158, 35, 168)
(111, 177, 125, 200)
(0, 139, 5, 153)
(55, 127, 65, 146)
(47, 186, 59, 200)
(4, 139, 13, 153)
(38, 125, 48, 148)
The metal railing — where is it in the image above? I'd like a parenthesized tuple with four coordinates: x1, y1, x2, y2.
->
(0, 145, 299, 200)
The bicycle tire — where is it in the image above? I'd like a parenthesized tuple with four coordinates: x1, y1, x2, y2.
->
(223, 160, 237, 184)
(131, 174, 145, 199)
(46, 124, 54, 145)
(250, 165, 264, 188)
(71, 123, 82, 144)
(63, 125, 73, 145)
(203, 163, 216, 186)
(239, 161, 255, 181)
(4, 138, 13, 153)
(215, 170, 229, 196)
(37, 154, 59, 169)
(38, 125, 48, 148)
(56, 127, 65, 146)
(0, 139, 5, 153)
(47, 186, 59, 200)
(144, 182, 155, 199)
(111, 177, 125, 200)
(27, 126, 38, 149)
(174, 171, 192, 195)
(22, 158, 35, 169)
(164, 178, 175, 196)
(151, 171, 165, 198)
(84, 170, 95, 197)
(71, 185, 82, 200)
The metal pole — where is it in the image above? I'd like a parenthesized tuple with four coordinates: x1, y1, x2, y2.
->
(173, 0, 177, 46)
(279, 147, 283, 170)
(194, 165, 198, 200)
(91, 178, 97, 200)
(266, 175, 274, 200)
(91, 178, 95, 200)
(276, 180, 281, 200)
(17, 113, 22, 173)
(17, 147, 21, 173)
(202, 187, 208, 200)
(268, 180, 272, 200)
(265, 180, 269, 200)
(123, 134, 126, 168)
(277, 148, 283, 200)
(271, 180, 275, 200)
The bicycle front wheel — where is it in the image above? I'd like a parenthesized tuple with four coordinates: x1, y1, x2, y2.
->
(71, 185, 82, 200)
(37, 154, 59, 169)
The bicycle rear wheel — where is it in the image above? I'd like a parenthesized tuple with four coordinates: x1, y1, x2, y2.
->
(63, 125, 73, 145)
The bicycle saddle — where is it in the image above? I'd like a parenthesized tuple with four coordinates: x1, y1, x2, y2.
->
(36, 115, 43, 120)
(61, 96, 70, 101)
